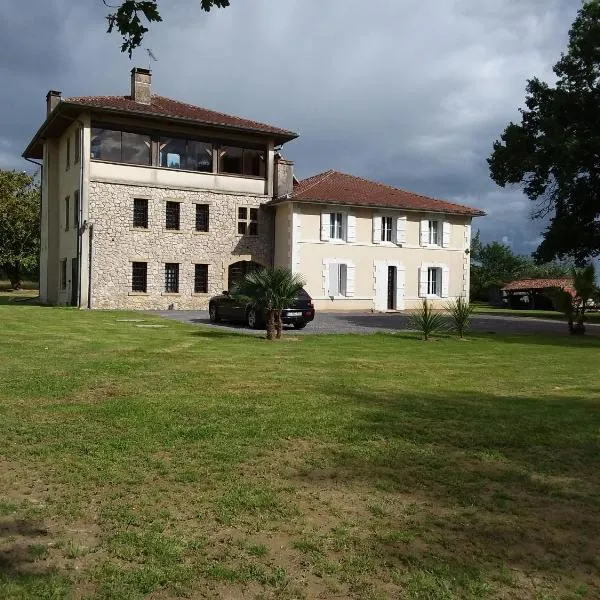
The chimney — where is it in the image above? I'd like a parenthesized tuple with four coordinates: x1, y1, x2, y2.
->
(46, 90, 61, 116)
(130, 67, 152, 104)
(274, 154, 294, 198)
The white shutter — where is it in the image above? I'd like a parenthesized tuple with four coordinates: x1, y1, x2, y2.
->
(442, 221, 451, 248)
(345, 263, 355, 297)
(420, 220, 429, 246)
(464, 224, 472, 250)
(396, 264, 406, 310)
(372, 215, 382, 244)
(328, 262, 339, 296)
(321, 212, 330, 241)
(419, 265, 428, 297)
(346, 214, 356, 243)
(374, 261, 387, 311)
(441, 265, 450, 298)
(395, 216, 407, 245)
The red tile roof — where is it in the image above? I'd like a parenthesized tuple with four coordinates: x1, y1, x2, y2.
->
(272, 170, 485, 216)
(65, 94, 298, 140)
(502, 278, 574, 292)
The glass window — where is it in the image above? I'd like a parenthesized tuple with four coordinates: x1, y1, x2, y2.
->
(74, 129, 80, 163)
(133, 198, 149, 228)
(196, 204, 209, 232)
(328, 263, 347, 296)
(330, 213, 344, 240)
(165, 201, 180, 230)
(165, 263, 179, 293)
(73, 190, 80, 230)
(428, 220, 440, 245)
(188, 140, 213, 172)
(66, 137, 71, 170)
(159, 137, 185, 169)
(238, 206, 258, 236)
(427, 267, 440, 295)
(121, 132, 151, 165)
(219, 146, 244, 174)
(243, 149, 266, 177)
(65, 196, 70, 231)
(90, 128, 121, 162)
(132, 262, 147, 292)
(381, 216, 393, 242)
(194, 264, 209, 294)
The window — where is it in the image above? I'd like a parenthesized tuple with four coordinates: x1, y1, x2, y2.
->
(159, 137, 213, 172)
(328, 263, 347, 297)
(165, 201, 180, 230)
(64, 196, 70, 231)
(74, 128, 81, 164)
(330, 213, 344, 240)
(60, 259, 67, 290)
(195, 204, 209, 232)
(428, 220, 440, 245)
(194, 264, 209, 293)
(427, 267, 441, 295)
(164, 263, 179, 293)
(132, 262, 148, 292)
(381, 216, 393, 242)
(90, 128, 151, 166)
(242, 149, 266, 177)
(73, 190, 80, 230)
(133, 198, 149, 228)
(66, 137, 71, 170)
(219, 146, 266, 177)
(237, 207, 258, 235)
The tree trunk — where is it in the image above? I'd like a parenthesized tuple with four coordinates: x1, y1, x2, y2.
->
(275, 310, 283, 339)
(3, 261, 22, 290)
(265, 309, 276, 340)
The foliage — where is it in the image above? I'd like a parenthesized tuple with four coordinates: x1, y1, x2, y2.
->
(233, 267, 305, 340)
(550, 264, 598, 335)
(488, 0, 600, 263)
(408, 299, 447, 340)
(105, 0, 230, 56)
(0, 170, 40, 289)
(446, 297, 474, 338)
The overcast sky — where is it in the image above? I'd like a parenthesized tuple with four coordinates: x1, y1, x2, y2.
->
(0, 0, 582, 254)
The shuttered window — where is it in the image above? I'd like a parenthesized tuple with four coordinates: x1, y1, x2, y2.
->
(328, 263, 347, 296)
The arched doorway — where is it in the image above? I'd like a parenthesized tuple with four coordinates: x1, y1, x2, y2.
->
(227, 260, 261, 290)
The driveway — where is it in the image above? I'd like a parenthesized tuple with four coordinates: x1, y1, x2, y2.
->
(151, 309, 600, 336)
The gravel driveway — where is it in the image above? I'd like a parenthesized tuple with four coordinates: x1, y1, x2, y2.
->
(151, 309, 599, 336)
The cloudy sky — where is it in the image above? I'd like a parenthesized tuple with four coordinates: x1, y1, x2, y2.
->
(0, 0, 582, 254)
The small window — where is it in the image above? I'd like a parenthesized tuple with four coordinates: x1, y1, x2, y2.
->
(65, 196, 70, 231)
(328, 263, 347, 297)
(60, 259, 67, 290)
(381, 216, 393, 242)
(194, 264, 209, 294)
(66, 137, 71, 170)
(237, 206, 258, 236)
(165, 201, 180, 230)
(132, 262, 148, 292)
(74, 128, 81, 164)
(195, 204, 209, 232)
(73, 190, 80, 230)
(164, 263, 179, 293)
(427, 267, 441, 295)
(330, 213, 344, 240)
(133, 198, 149, 228)
(428, 220, 440, 245)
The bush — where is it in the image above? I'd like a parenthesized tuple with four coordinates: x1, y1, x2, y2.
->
(446, 297, 474, 338)
(408, 300, 446, 340)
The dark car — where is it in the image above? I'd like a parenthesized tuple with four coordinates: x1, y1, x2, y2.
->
(208, 288, 315, 329)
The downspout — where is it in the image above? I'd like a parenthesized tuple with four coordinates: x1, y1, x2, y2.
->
(24, 156, 43, 299)
(76, 119, 84, 308)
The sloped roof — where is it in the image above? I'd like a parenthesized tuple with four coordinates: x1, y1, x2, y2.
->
(502, 278, 574, 291)
(271, 170, 485, 216)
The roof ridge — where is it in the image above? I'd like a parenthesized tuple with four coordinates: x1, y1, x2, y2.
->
(292, 169, 336, 197)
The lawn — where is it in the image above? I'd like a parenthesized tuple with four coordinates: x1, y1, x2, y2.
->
(0, 300, 599, 599)
(472, 301, 600, 323)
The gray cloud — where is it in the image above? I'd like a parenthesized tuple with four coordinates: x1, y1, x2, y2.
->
(0, 0, 582, 254)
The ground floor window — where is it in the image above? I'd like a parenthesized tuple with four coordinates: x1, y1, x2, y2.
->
(164, 263, 179, 293)
(237, 207, 258, 236)
(132, 262, 148, 292)
(328, 263, 347, 296)
(60, 259, 67, 290)
(194, 264, 208, 293)
(428, 267, 441, 295)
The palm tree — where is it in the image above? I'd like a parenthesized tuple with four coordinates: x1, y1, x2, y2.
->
(233, 268, 306, 340)
(550, 264, 597, 335)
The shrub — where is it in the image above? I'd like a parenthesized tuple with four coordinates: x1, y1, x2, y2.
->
(408, 299, 446, 340)
(446, 297, 474, 338)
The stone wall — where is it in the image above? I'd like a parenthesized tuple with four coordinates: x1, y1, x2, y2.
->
(88, 182, 274, 309)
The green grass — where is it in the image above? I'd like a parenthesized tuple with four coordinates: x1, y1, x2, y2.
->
(472, 301, 600, 322)
(0, 302, 599, 599)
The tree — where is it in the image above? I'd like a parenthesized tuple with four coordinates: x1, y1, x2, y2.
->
(104, 0, 231, 56)
(0, 171, 40, 290)
(233, 268, 306, 340)
(488, 0, 600, 264)
(550, 264, 598, 334)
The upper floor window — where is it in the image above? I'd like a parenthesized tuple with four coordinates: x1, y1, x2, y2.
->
(428, 220, 440, 245)
(195, 204, 209, 232)
(64, 196, 70, 231)
(330, 213, 344, 240)
(133, 198, 149, 228)
(74, 128, 81, 164)
(219, 147, 265, 177)
(73, 190, 80, 230)
(159, 137, 213, 172)
(238, 207, 258, 235)
(91, 128, 151, 166)
(381, 216, 393, 242)
(165, 201, 180, 230)
(66, 138, 71, 170)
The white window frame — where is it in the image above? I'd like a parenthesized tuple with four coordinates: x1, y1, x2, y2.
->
(427, 266, 441, 296)
(428, 220, 440, 246)
(419, 262, 450, 298)
(374, 213, 406, 246)
(329, 212, 345, 240)
(381, 216, 393, 242)
(323, 259, 355, 298)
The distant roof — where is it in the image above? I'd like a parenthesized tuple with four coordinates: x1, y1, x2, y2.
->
(23, 94, 298, 159)
(270, 170, 485, 216)
(502, 278, 574, 291)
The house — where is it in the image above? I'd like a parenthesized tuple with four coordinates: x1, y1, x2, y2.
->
(23, 68, 484, 311)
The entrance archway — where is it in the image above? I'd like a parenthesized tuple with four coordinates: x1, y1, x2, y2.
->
(227, 260, 261, 290)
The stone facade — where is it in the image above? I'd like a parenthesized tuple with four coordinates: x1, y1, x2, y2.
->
(88, 181, 274, 309)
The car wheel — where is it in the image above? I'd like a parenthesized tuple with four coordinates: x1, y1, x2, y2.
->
(209, 303, 221, 323)
(293, 321, 307, 329)
(247, 308, 260, 329)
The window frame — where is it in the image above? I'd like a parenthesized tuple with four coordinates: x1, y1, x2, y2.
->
(237, 206, 259, 236)
(427, 266, 441, 296)
(195, 203, 209, 232)
(381, 216, 393, 242)
(165, 201, 181, 231)
(164, 263, 180, 294)
(328, 262, 348, 297)
(73, 190, 80, 231)
(64, 196, 70, 231)
(329, 212, 345, 241)
(66, 137, 71, 170)
(194, 263, 209, 294)
(428, 220, 440, 246)
(74, 128, 81, 164)
(60, 259, 67, 290)
(131, 262, 148, 293)
(133, 198, 149, 229)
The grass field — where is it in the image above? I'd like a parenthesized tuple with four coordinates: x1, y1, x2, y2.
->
(1, 299, 599, 599)
(472, 301, 600, 323)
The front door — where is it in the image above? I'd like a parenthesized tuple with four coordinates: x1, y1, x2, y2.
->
(70, 257, 79, 307)
(387, 266, 397, 310)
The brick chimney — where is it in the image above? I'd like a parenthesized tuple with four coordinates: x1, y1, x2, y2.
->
(130, 67, 152, 104)
(46, 90, 61, 116)
(274, 154, 294, 198)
